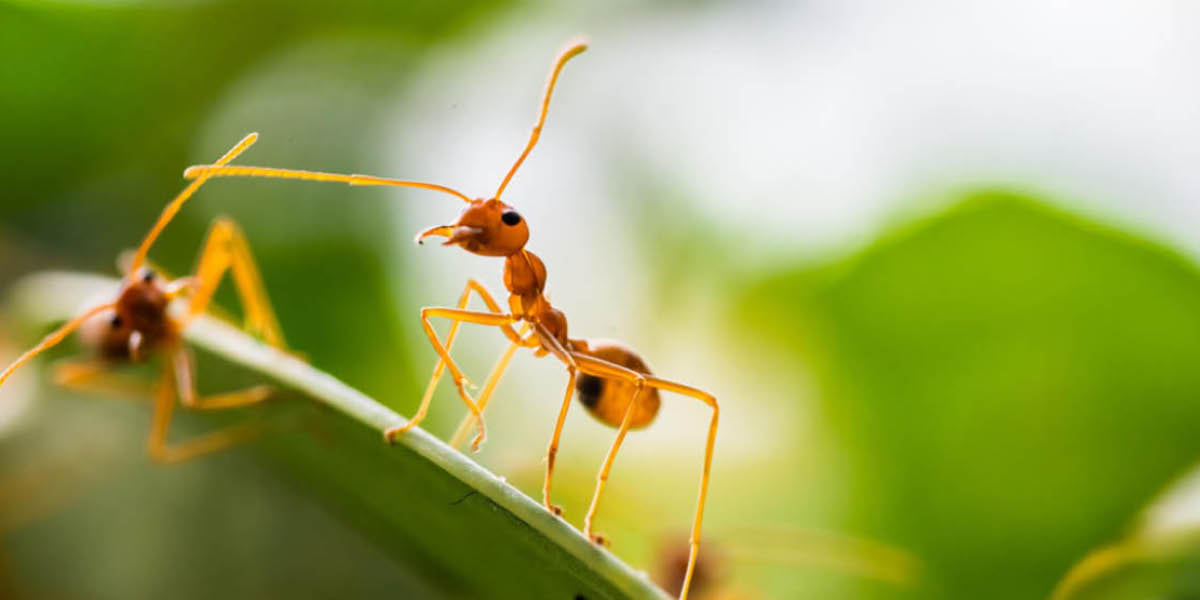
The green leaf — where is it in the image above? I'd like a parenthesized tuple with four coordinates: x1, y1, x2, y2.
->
(740, 190, 1200, 599)
(4, 271, 670, 600)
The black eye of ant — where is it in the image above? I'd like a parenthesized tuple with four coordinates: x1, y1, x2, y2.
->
(110, 315, 123, 329)
(142, 270, 156, 283)
(501, 210, 522, 226)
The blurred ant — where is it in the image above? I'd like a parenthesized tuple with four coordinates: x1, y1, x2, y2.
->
(0, 133, 288, 463)
(183, 40, 719, 600)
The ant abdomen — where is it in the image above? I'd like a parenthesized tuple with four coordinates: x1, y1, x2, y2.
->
(573, 339, 661, 429)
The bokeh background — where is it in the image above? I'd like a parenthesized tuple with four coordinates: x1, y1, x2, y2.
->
(4, 1, 1200, 598)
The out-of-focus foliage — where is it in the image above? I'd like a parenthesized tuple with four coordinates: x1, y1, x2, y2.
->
(5, 0, 1200, 597)
(742, 191, 1200, 599)
(1052, 460, 1200, 600)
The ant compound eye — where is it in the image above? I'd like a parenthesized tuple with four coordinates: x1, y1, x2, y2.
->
(110, 315, 123, 329)
(501, 210, 522, 226)
(142, 269, 156, 283)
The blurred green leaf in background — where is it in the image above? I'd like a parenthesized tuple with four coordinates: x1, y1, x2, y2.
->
(743, 191, 1200, 599)
(6, 0, 1200, 598)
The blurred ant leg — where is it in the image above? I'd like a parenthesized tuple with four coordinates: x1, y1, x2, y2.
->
(388, 280, 523, 442)
(447, 328, 533, 449)
(145, 347, 271, 464)
(183, 217, 286, 348)
(51, 358, 151, 399)
(541, 367, 576, 516)
(128, 133, 259, 276)
(172, 346, 272, 410)
(408, 308, 517, 451)
(145, 355, 267, 463)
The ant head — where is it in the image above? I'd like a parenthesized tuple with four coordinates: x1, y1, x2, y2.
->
(80, 268, 172, 360)
(0, 133, 259, 387)
(79, 306, 135, 360)
(413, 40, 587, 260)
(416, 198, 529, 257)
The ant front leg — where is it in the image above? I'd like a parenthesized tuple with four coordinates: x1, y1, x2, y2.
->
(389, 280, 525, 444)
(145, 346, 272, 464)
(398, 307, 517, 451)
(446, 329, 534, 450)
(51, 358, 152, 400)
(181, 217, 286, 349)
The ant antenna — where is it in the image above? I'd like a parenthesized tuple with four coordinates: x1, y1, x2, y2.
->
(0, 302, 116, 387)
(127, 133, 259, 276)
(494, 38, 588, 200)
(180, 165, 472, 204)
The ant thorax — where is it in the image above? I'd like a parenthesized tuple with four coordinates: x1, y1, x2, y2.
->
(503, 249, 546, 295)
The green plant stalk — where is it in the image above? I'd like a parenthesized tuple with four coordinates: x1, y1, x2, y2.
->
(6, 271, 670, 600)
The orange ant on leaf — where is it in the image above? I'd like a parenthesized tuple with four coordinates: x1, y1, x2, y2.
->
(0, 133, 290, 463)
(182, 39, 719, 600)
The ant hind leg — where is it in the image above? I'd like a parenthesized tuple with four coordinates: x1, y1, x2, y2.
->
(566, 352, 719, 600)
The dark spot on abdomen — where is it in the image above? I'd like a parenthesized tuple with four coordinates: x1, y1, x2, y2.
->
(576, 374, 603, 408)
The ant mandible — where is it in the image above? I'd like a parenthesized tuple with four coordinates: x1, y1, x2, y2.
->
(0, 133, 289, 463)
(182, 40, 719, 600)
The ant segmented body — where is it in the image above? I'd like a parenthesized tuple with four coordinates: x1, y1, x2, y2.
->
(182, 40, 719, 600)
(0, 133, 289, 463)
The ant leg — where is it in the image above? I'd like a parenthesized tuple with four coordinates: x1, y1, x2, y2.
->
(546, 353, 648, 541)
(640, 375, 719, 600)
(446, 327, 535, 449)
(51, 358, 151, 399)
(400, 307, 517, 451)
(180, 217, 286, 349)
(541, 367, 576, 516)
(563, 352, 721, 600)
(389, 280, 523, 443)
(146, 347, 271, 464)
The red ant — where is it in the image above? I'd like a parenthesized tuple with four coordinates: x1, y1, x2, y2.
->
(0, 133, 288, 463)
(183, 40, 719, 600)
